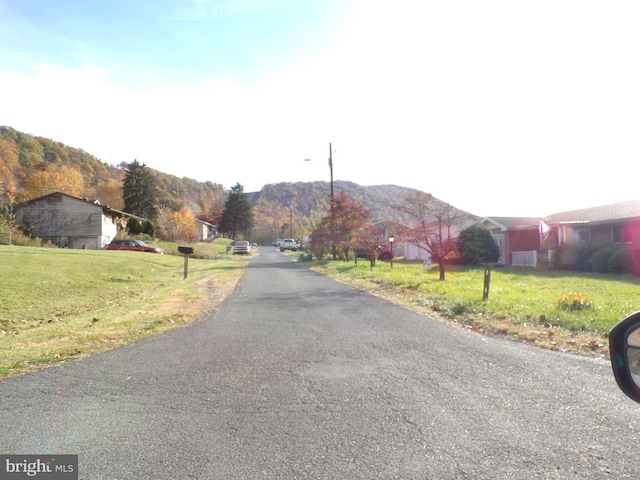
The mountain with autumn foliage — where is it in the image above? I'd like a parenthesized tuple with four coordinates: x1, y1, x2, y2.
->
(0, 126, 227, 222)
(248, 181, 428, 243)
(0, 126, 455, 243)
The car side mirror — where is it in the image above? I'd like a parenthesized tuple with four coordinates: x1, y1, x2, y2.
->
(610, 311, 640, 404)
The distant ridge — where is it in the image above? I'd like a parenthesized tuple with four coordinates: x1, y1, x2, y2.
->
(248, 180, 465, 228)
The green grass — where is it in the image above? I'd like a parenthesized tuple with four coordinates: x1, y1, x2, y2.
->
(4, 243, 634, 377)
(153, 237, 236, 259)
(0, 238, 249, 379)
(310, 259, 640, 336)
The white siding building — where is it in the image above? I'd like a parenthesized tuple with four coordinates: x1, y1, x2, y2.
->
(15, 192, 135, 249)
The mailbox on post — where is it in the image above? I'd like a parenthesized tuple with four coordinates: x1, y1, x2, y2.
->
(178, 246, 194, 279)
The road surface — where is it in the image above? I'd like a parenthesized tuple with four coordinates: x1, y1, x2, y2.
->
(1, 249, 639, 479)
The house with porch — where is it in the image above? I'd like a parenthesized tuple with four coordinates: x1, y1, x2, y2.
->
(15, 192, 141, 250)
(482, 199, 640, 267)
(545, 199, 640, 248)
(480, 217, 543, 267)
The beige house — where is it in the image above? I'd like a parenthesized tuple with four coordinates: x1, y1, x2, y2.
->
(15, 192, 138, 249)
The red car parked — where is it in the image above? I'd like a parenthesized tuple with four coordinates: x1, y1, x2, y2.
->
(106, 239, 164, 254)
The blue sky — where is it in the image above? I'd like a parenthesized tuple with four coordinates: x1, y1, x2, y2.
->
(2, 0, 640, 217)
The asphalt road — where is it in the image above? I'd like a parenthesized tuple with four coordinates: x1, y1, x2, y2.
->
(2, 249, 640, 479)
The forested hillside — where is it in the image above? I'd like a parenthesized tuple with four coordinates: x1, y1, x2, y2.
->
(0, 126, 226, 221)
(249, 181, 433, 244)
(0, 126, 449, 243)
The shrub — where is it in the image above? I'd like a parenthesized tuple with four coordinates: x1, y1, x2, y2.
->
(608, 248, 632, 274)
(309, 242, 329, 260)
(630, 247, 640, 275)
(553, 244, 598, 271)
(590, 245, 624, 273)
(127, 218, 143, 235)
(142, 220, 156, 237)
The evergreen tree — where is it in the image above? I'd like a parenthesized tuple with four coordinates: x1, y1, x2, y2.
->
(123, 160, 159, 223)
(457, 224, 500, 265)
(218, 183, 254, 239)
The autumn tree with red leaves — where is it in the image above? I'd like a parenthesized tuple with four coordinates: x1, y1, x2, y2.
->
(353, 223, 388, 267)
(309, 191, 371, 260)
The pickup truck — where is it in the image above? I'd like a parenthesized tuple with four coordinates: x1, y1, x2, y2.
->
(280, 239, 297, 252)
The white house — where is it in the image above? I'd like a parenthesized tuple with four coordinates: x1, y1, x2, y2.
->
(195, 218, 217, 241)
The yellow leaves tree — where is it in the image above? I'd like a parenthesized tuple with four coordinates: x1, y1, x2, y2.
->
(0, 138, 19, 201)
(0, 138, 19, 169)
(0, 162, 17, 202)
(163, 207, 198, 243)
(24, 165, 85, 199)
(91, 178, 124, 210)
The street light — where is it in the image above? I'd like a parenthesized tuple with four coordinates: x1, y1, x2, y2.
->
(389, 235, 394, 269)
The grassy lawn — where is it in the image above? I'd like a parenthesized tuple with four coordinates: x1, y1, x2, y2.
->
(3, 244, 636, 380)
(0, 239, 250, 379)
(309, 258, 640, 357)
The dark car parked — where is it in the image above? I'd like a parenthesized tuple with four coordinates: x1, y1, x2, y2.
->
(106, 239, 164, 254)
(355, 244, 394, 261)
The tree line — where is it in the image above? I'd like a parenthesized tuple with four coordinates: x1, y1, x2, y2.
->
(109, 161, 254, 243)
(0, 126, 498, 267)
(0, 127, 229, 242)
(0, 126, 226, 218)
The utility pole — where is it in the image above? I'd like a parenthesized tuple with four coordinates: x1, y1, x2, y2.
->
(329, 143, 336, 260)
(289, 204, 293, 238)
(305, 143, 336, 258)
(329, 143, 334, 200)
(305, 143, 333, 200)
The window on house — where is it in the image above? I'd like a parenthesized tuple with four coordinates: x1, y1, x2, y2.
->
(612, 224, 633, 244)
(612, 225, 622, 243)
(577, 228, 590, 244)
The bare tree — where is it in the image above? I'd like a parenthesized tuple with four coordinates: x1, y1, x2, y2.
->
(398, 191, 476, 280)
